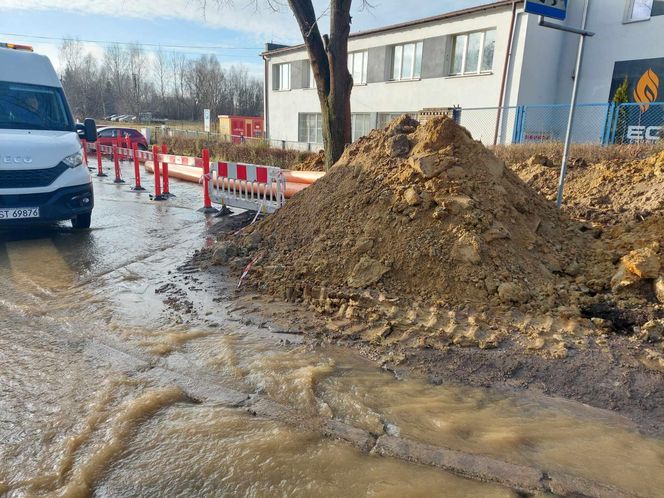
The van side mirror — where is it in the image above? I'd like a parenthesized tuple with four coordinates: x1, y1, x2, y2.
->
(84, 118, 97, 142)
(77, 119, 97, 142)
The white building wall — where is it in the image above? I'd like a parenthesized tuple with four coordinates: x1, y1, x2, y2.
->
(266, 1, 664, 145)
(266, 5, 524, 144)
(574, 0, 664, 103)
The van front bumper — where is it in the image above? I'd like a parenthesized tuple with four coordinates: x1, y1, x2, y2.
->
(0, 183, 94, 223)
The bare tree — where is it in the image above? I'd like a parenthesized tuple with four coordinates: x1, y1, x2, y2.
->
(103, 44, 128, 112)
(59, 40, 263, 123)
(290, 0, 353, 169)
(205, 0, 363, 169)
(153, 47, 168, 102)
(127, 44, 147, 114)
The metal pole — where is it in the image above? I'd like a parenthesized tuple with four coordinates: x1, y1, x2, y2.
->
(555, 0, 591, 208)
(494, 0, 518, 146)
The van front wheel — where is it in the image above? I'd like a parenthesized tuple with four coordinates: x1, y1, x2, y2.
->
(71, 213, 92, 229)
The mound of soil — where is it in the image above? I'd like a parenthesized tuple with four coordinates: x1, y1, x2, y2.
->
(289, 150, 326, 172)
(205, 115, 610, 360)
(511, 151, 664, 225)
(202, 115, 664, 367)
(245, 117, 590, 308)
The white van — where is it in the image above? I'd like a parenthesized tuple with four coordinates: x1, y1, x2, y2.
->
(0, 43, 97, 229)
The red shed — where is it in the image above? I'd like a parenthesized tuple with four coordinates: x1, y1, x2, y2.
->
(218, 115, 264, 143)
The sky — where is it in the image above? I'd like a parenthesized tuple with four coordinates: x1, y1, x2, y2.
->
(0, 0, 491, 78)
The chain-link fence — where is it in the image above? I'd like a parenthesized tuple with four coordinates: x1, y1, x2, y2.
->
(608, 102, 664, 144)
(146, 126, 322, 153)
(144, 102, 664, 153)
(460, 103, 615, 146)
(458, 106, 520, 145)
(460, 102, 664, 146)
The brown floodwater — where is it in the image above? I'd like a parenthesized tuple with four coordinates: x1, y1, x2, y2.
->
(1, 173, 663, 497)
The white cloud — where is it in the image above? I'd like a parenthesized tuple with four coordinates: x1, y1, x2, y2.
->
(29, 40, 106, 72)
(1, 0, 486, 45)
(0, 0, 301, 43)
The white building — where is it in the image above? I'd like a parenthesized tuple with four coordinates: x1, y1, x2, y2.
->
(262, 0, 664, 146)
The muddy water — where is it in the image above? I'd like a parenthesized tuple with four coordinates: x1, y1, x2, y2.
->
(1, 173, 664, 497)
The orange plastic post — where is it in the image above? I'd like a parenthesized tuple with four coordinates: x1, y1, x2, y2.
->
(152, 144, 162, 198)
(161, 144, 170, 196)
(131, 143, 145, 191)
(112, 140, 124, 183)
(96, 143, 106, 177)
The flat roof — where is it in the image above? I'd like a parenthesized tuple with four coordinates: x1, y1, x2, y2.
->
(262, 0, 522, 57)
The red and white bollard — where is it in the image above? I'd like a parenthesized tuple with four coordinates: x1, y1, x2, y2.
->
(131, 143, 145, 191)
(151, 144, 165, 200)
(199, 148, 218, 213)
(112, 140, 125, 184)
(96, 143, 106, 177)
(161, 144, 172, 197)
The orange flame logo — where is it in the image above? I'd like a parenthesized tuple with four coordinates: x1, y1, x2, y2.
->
(633, 68, 659, 113)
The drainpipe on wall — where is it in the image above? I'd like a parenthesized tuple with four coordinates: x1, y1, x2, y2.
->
(262, 51, 269, 140)
(493, 0, 519, 146)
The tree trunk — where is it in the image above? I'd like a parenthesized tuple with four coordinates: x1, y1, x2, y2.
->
(288, 0, 353, 170)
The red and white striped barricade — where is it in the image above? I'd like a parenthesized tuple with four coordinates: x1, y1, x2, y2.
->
(210, 161, 285, 213)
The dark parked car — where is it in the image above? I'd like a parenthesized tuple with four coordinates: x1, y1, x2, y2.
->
(96, 127, 148, 150)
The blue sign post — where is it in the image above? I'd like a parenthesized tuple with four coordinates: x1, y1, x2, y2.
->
(525, 0, 568, 21)
(525, 0, 597, 209)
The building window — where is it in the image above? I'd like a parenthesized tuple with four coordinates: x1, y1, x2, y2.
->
(626, 0, 653, 21)
(451, 29, 496, 75)
(351, 113, 372, 141)
(391, 42, 423, 81)
(348, 51, 368, 85)
(298, 113, 323, 144)
(276, 63, 291, 91)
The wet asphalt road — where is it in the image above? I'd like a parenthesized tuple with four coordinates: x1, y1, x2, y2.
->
(0, 159, 211, 280)
(2, 159, 664, 497)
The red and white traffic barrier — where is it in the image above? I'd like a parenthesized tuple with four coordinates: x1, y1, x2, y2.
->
(86, 140, 291, 213)
(210, 161, 285, 213)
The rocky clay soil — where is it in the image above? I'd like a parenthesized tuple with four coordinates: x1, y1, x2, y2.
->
(512, 151, 664, 225)
(193, 116, 664, 436)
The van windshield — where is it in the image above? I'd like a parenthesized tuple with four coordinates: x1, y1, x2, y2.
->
(0, 81, 73, 131)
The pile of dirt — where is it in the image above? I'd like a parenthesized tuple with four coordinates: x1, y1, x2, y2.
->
(511, 151, 664, 224)
(289, 150, 326, 171)
(583, 213, 664, 355)
(206, 117, 613, 352)
(246, 116, 589, 306)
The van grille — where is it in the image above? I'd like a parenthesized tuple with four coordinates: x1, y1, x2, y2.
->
(0, 163, 68, 188)
(0, 192, 56, 207)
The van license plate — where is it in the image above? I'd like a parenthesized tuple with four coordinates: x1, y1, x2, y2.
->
(0, 208, 40, 220)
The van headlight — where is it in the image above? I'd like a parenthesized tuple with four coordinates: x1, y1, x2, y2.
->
(63, 151, 83, 169)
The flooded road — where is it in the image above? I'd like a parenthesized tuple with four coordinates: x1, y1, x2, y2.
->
(1, 161, 664, 497)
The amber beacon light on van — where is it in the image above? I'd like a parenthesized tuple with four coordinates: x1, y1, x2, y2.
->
(0, 42, 34, 51)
